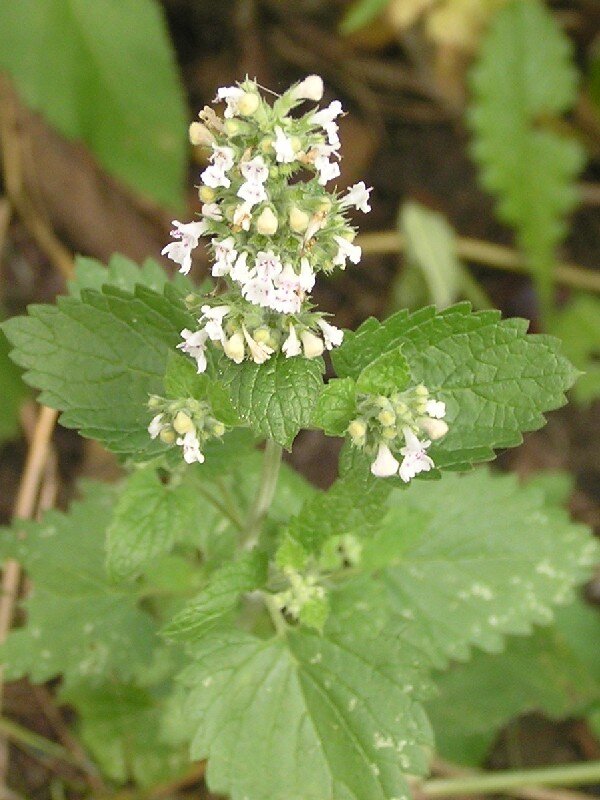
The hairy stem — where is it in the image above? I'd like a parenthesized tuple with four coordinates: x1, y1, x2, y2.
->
(421, 760, 600, 797)
(243, 439, 283, 548)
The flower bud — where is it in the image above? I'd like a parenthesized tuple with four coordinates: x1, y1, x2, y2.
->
(370, 443, 400, 478)
(415, 384, 429, 398)
(317, 197, 332, 213)
(381, 426, 397, 440)
(291, 75, 324, 102)
(289, 206, 310, 233)
(212, 421, 226, 437)
(377, 409, 396, 427)
(301, 330, 324, 359)
(199, 185, 216, 203)
(237, 92, 260, 116)
(148, 395, 162, 410)
(260, 136, 273, 153)
(252, 327, 271, 344)
(256, 207, 278, 235)
(418, 417, 449, 441)
(347, 419, 367, 445)
(223, 331, 245, 364)
(173, 411, 195, 435)
(188, 121, 214, 146)
(159, 428, 176, 445)
(290, 136, 302, 153)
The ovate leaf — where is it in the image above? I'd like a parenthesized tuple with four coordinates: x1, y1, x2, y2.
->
(218, 354, 324, 449)
(469, 0, 585, 312)
(366, 470, 599, 667)
(356, 346, 411, 395)
(0, 0, 187, 207)
(181, 624, 432, 800)
(311, 377, 357, 436)
(333, 304, 578, 470)
(0, 484, 156, 685)
(3, 284, 195, 458)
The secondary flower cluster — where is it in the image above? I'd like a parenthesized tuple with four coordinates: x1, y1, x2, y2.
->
(348, 384, 449, 482)
(161, 75, 372, 372)
(147, 395, 226, 464)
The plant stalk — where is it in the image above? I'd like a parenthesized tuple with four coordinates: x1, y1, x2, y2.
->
(421, 760, 600, 797)
(242, 439, 282, 548)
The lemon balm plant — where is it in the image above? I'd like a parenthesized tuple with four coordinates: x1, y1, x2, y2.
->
(1, 77, 599, 800)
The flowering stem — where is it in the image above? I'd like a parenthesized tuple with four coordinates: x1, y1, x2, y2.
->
(243, 439, 283, 548)
(421, 761, 600, 797)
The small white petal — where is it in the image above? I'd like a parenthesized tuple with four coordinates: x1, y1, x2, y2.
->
(371, 443, 400, 478)
(242, 325, 274, 365)
(317, 319, 344, 350)
(148, 414, 165, 439)
(274, 126, 296, 164)
(426, 399, 446, 419)
(282, 324, 302, 358)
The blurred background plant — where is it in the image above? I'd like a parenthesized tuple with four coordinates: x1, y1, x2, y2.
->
(0, 1, 599, 798)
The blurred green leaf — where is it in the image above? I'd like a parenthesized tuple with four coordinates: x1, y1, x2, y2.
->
(394, 202, 491, 312)
(553, 294, 600, 404)
(0, 329, 27, 443)
(340, 0, 390, 33)
(469, 0, 585, 322)
(0, 0, 187, 208)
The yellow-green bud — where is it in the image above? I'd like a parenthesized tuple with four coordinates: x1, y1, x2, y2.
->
(317, 197, 332, 213)
(212, 421, 226, 437)
(415, 384, 429, 398)
(173, 411, 194, 435)
(237, 92, 260, 116)
(377, 409, 396, 427)
(394, 400, 408, 416)
(260, 137, 273, 153)
(418, 417, 449, 441)
(289, 206, 310, 233)
(256, 207, 278, 235)
(199, 185, 215, 203)
(301, 330, 324, 359)
(159, 428, 176, 445)
(253, 327, 271, 344)
(188, 121, 214, 146)
(381, 426, 397, 440)
(148, 395, 162, 410)
(224, 118, 243, 136)
(290, 136, 302, 153)
(347, 419, 367, 443)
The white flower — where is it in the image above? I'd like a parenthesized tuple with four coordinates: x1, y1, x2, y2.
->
(371, 443, 400, 478)
(291, 75, 324, 102)
(223, 331, 245, 363)
(200, 305, 230, 343)
(230, 251, 250, 284)
(314, 145, 340, 185)
(212, 237, 238, 277)
(242, 325, 274, 365)
(237, 181, 267, 207)
(177, 328, 209, 373)
(176, 430, 205, 464)
(398, 428, 434, 483)
(200, 163, 231, 189)
(282, 323, 302, 357)
(341, 181, 372, 213)
(242, 277, 275, 308)
(426, 399, 446, 419)
(161, 219, 207, 275)
(274, 126, 295, 163)
(298, 258, 316, 292)
(216, 85, 245, 118)
(310, 100, 343, 146)
(202, 202, 222, 220)
(317, 319, 344, 349)
(254, 250, 283, 281)
(148, 413, 165, 439)
(240, 155, 269, 185)
(301, 329, 324, 358)
(211, 145, 235, 171)
(233, 202, 252, 231)
(332, 235, 361, 267)
(270, 263, 304, 314)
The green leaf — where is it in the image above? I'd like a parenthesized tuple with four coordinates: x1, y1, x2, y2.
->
(61, 681, 190, 787)
(311, 377, 357, 436)
(217, 354, 324, 449)
(69, 254, 197, 298)
(181, 624, 432, 800)
(366, 470, 599, 667)
(469, 0, 585, 314)
(340, 0, 390, 33)
(553, 294, 600, 404)
(0, 483, 156, 685)
(0, 0, 187, 207)
(163, 552, 268, 642)
(164, 353, 241, 427)
(0, 329, 27, 443)
(106, 467, 199, 580)
(356, 346, 411, 395)
(333, 304, 578, 470)
(3, 284, 195, 458)
(427, 599, 600, 766)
